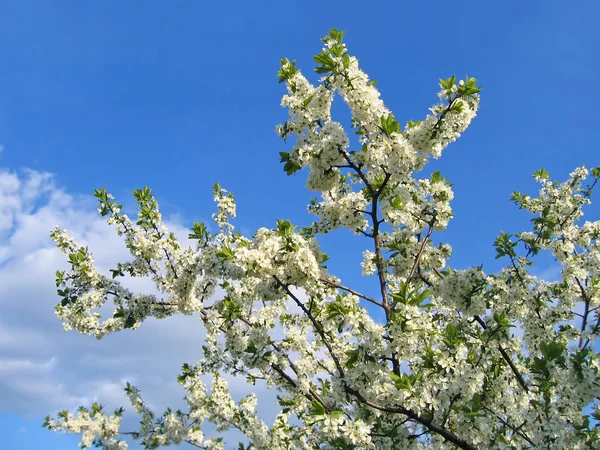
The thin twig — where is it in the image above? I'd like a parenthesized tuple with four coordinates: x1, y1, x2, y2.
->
(320, 278, 384, 308)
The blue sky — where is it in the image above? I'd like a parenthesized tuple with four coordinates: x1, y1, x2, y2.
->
(0, 1, 599, 449)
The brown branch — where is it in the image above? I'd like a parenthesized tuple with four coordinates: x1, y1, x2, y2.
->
(271, 364, 331, 413)
(320, 277, 385, 308)
(575, 276, 591, 349)
(335, 146, 392, 317)
(272, 275, 346, 377)
(372, 225, 391, 319)
(473, 316, 529, 393)
(406, 222, 434, 284)
(481, 407, 535, 446)
(343, 385, 477, 450)
(370, 173, 393, 320)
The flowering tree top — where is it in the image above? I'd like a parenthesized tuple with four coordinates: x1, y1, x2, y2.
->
(44, 29, 600, 449)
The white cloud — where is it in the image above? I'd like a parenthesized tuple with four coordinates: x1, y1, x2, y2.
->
(0, 168, 205, 416)
(0, 321, 47, 349)
(0, 356, 56, 373)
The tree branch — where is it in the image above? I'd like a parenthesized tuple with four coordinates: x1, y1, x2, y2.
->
(273, 275, 346, 377)
(473, 316, 529, 393)
(320, 277, 385, 308)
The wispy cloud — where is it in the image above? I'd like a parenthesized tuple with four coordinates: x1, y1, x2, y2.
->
(0, 168, 207, 419)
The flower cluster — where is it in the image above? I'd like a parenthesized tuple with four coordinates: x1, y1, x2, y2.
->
(43, 404, 125, 450)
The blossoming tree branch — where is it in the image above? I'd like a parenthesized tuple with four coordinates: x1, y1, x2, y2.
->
(44, 29, 600, 449)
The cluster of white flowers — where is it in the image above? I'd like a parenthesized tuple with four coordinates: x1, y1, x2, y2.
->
(431, 267, 488, 316)
(406, 83, 479, 160)
(308, 189, 369, 234)
(233, 226, 322, 291)
(46, 29, 600, 450)
(279, 69, 333, 133)
(361, 249, 376, 276)
(381, 176, 456, 233)
(43, 405, 126, 450)
(210, 184, 237, 240)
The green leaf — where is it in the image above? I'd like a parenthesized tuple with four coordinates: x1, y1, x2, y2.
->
(313, 51, 337, 75)
(277, 58, 298, 83)
(540, 341, 565, 363)
(379, 113, 401, 136)
(110, 268, 124, 279)
(390, 372, 422, 390)
(494, 231, 517, 259)
(277, 396, 295, 407)
(533, 168, 549, 180)
(345, 349, 359, 369)
(276, 219, 295, 236)
(94, 187, 108, 201)
(177, 363, 195, 384)
(55, 270, 65, 287)
(279, 153, 301, 175)
(444, 322, 462, 348)
(410, 289, 430, 307)
(327, 28, 345, 43)
(309, 399, 326, 416)
(461, 77, 482, 96)
(439, 75, 456, 91)
(215, 246, 235, 260)
(218, 296, 242, 320)
(330, 410, 345, 419)
(390, 197, 403, 209)
(244, 341, 258, 354)
(91, 402, 103, 414)
(330, 44, 344, 58)
(493, 311, 513, 329)
(189, 222, 210, 241)
(471, 393, 482, 412)
(113, 307, 125, 319)
(509, 191, 524, 205)
(431, 171, 448, 184)
(301, 94, 314, 109)
(455, 100, 465, 112)
(342, 53, 350, 69)
(124, 315, 136, 329)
